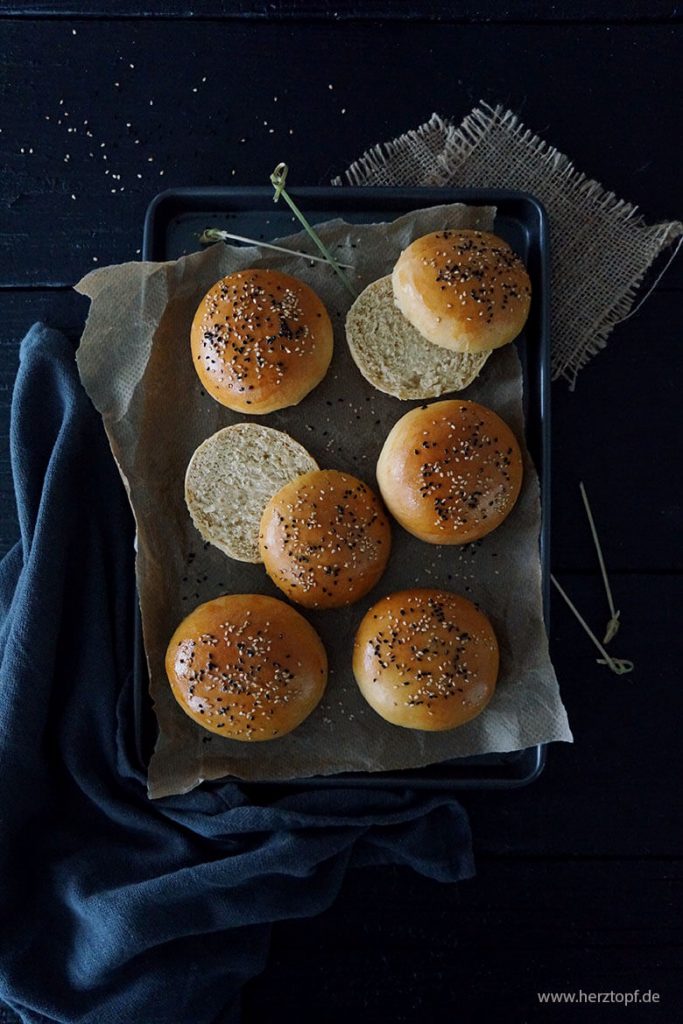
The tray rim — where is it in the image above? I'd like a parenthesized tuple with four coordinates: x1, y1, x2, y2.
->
(136, 184, 551, 791)
(142, 184, 550, 258)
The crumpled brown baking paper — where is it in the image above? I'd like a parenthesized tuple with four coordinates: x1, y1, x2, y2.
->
(75, 202, 572, 799)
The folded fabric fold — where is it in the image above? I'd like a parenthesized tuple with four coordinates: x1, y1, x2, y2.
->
(0, 324, 474, 1024)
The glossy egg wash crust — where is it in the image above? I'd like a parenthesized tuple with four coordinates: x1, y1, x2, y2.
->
(165, 594, 328, 741)
(392, 229, 532, 353)
(377, 399, 523, 544)
(190, 268, 333, 414)
(353, 588, 499, 731)
(259, 469, 392, 609)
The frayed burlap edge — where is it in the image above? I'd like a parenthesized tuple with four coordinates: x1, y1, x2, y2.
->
(333, 102, 683, 387)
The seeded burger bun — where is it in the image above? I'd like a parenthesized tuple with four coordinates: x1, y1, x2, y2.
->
(185, 423, 318, 563)
(392, 229, 531, 353)
(259, 469, 391, 609)
(345, 275, 490, 400)
(377, 399, 523, 544)
(191, 268, 333, 414)
(165, 594, 327, 740)
(353, 588, 499, 731)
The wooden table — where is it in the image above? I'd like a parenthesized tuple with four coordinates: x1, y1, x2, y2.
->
(1, 3, 681, 1020)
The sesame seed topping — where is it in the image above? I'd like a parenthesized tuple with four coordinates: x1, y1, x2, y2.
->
(390, 400, 522, 541)
(260, 470, 391, 609)
(172, 600, 323, 739)
(358, 589, 497, 712)
(196, 270, 326, 399)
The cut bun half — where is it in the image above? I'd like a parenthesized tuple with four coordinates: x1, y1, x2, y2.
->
(345, 276, 490, 400)
(185, 423, 318, 563)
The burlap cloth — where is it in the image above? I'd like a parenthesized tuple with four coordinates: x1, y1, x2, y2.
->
(333, 101, 683, 388)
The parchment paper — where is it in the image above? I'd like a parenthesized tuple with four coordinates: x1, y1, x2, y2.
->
(75, 202, 572, 799)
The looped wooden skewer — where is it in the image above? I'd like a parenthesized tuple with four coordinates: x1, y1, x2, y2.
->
(551, 574, 634, 677)
(269, 163, 358, 298)
(579, 481, 621, 644)
(271, 161, 289, 201)
(198, 229, 354, 269)
(596, 656, 634, 674)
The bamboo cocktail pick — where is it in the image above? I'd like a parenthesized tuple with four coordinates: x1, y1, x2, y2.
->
(270, 162, 358, 298)
(550, 575, 633, 676)
(551, 482, 633, 676)
(579, 481, 621, 643)
(199, 229, 354, 269)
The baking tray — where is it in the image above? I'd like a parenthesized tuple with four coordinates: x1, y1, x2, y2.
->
(136, 186, 550, 790)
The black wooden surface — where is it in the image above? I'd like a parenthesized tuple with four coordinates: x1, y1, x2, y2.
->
(1, 5, 682, 1022)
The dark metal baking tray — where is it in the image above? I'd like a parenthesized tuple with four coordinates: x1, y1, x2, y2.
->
(137, 186, 550, 790)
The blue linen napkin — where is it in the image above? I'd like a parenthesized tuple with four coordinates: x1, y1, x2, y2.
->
(0, 324, 475, 1024)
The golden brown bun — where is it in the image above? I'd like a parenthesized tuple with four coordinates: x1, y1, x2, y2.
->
(259, 469, 391, 609)
(353, 588, 499, 730)
(165, 594, 327, 740)
(190, 269, 333, 414)
(392, 230, 531, 353)
(376, 399, 523, 544)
